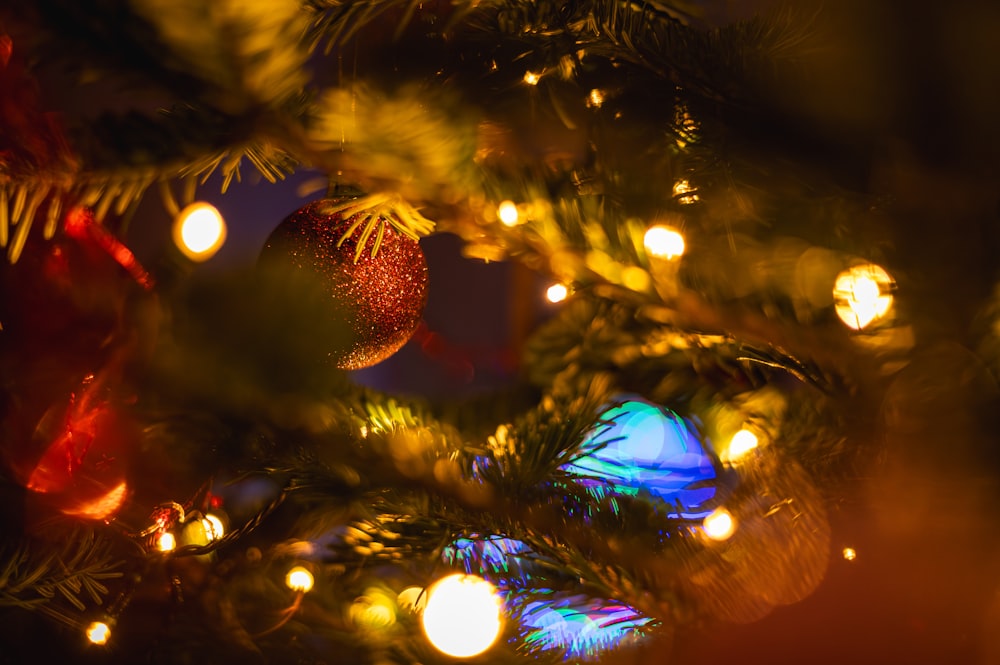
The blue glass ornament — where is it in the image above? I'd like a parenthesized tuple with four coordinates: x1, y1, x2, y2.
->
(443, 535, 534, 583)
(561, 395, 718, 518)
(517, 592, 651, 658)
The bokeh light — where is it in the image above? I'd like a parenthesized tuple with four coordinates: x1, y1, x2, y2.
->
(843, 547, 858, 561)
(702, 508, 736, 541)
(421, 574, 503, 658)
(726, 429, 759, 461)
(285, 566, 315, 593)
(202, 514, 225, 541)
(523, 71, 541, 85)
(497, 200, 519, 226)
(86, 621, 111, 645)
(173, 202, 227, 261)
(643, 225, 685, 259)
(157, 531, 177, 553)
(833, 263, 894, 330)
(546, 283, 569, 303)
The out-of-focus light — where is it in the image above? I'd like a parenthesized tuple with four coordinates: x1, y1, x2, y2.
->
(843, 547, 857, 561)
(546, 283, 569, 303)
(86, 621, 112, 645)
(644, 225, 685, 259)
(702, 508, 735, 541)
(421, 574, 503, 658)
(157, 531, 177, 552)
(497, 200, 519, 226)
(285, 566, 314, 593)
(726, 429, 759, 461)
(588, 89, 605, 107)
(61, 481, 129, 520)
(350, 590, 397, 629)
(202, 514, 225, 541)
(398, 586, 428, 611)
(173, 202, 226, 261)
(672, 179, 699, 204)
(523, 71, 541, 85)
(833, 263, 894, 330)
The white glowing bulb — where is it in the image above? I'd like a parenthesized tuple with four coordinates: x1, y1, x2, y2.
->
(702, 508, 736, 541)
(285, 566, 314, 593)
(843, 547, 858, 561)
(173, 202, 226, 261)
(86, 621, 111, 645)
(546, 283, 569, 303)
(497, 200, 519, 226)
(202, 514, 225, 541)
(421, 574, 503, 658)
(727, 429, 759, 461)
(157, 531, 177, 552)
(833, 263, 894, 330)
(644, 225, 685, 259)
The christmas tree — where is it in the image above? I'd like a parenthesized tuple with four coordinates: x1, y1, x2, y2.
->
(1, 1, 998, 663)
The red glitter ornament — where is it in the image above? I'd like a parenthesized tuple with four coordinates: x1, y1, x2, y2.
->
(260, 198, 429, 370)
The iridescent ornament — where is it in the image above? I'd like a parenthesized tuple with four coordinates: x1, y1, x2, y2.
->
(260, 198, 428, 370)
(562, 395, 718, 518)
(517, 593, 651, 659)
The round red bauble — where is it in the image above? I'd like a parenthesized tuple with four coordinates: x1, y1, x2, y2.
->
(260, 198, 429, 370)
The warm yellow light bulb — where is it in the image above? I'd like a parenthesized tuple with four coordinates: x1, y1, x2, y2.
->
(588, 88, 605, 107)
(86, 621, 111, 645)
(546, 283, 569, 303)
(157, 531, 177, 552)
(202, 514, 225, 541)
(421, 574, 503, 658)
(833, 263, 894, 330)
(726, 429, 759, 461)
(497, 200, 519, 226)
(843, 547, 858, 561)
(173, 202, 226, 261)
(523, 71, 541, 85)
(702, 508, 736, 541)
(285, 566, 314, 593)
(644, 225, 685, 259)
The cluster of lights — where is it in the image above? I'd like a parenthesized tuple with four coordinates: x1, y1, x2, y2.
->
(833, 263, 895, 330)
(173, 202, 227, 262)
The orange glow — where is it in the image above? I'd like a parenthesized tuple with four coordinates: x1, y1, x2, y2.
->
(86, 621, 111, 645)
(61, 482, 129, 520)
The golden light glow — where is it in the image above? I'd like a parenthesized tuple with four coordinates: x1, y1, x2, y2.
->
(644, 225, 685, 259)
(843, 547, 857, 561)
(726, 429, 759, 461)
(61, 481, 129, 520)
(173, 202, 226, 261)
(702, 508, 736, 541)
(588, 88, 605, 107)
(157, 531, 177, 552)
(672, 179, 699, 204)
(833, 263, 894, 330)
(421, 574, 503, 658)
(497, 200, 519, 226)
(546, 283, 569, 303)
(202, 514, 225, 541)
(86, 621, 111, 645)
(523, 71, 541, 85)
(397, 586, 428, 611)
(350, 590, 397, 629)
(285, 566, 315, 593)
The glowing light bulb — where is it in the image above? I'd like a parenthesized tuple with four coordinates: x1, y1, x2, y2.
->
(421, 573, 503, 658)
(644, 225, 685, 259)
(726, 429, 758, 461)
(523, 71, 541, 85)
(173, 202, 226, 261)
(833, 263, 894, 330)
(843, 547, 857, 561)
(672, 179, 699, 204)
(285, 566, 314, 593)
(546, 283, 569, 303)
(702, 508, 735, 541)
(497, 200, 519, 226)
(202, 514, 225, 541)
(588, 89, 605, 107)
(86, 621, 111, 645)
(157, 531, 177, 552)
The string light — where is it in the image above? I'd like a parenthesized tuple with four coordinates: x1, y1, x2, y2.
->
(173, 202, 226, 262)
(157, 531, 177, 553)
(833, 263, 894, 330)
(643, 225, 685, 260)
(702, 508, 736, 541)
(587, 88, 605, 108)
(672, 179, 699, 204)
(497, 200, 519, 226)
(421, 574, 503, 658)
(285, 566, 314, 593)
(725, 429, 758, 462)
(85, 621, 111, 645)
(523, 71, 541, 85)
(842, 547, 858, 562)
(202, 514, 225, 541)
(546, 283, 569, 303)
